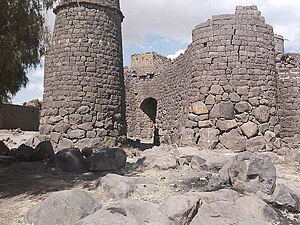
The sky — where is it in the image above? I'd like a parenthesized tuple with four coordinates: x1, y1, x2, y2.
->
(12, 0, 300, 104)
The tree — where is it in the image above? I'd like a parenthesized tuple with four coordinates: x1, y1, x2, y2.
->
(0, 0, 57, 102)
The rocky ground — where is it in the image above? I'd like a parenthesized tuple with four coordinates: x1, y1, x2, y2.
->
(0, 130, 300, 225)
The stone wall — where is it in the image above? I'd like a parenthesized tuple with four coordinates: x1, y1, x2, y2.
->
(126, 6, 282, 151)
(40, 0, 125, 150)
(0, 104, 40, 131)
(277, 53, 300, 145)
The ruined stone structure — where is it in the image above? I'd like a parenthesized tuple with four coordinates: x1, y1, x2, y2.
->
(40, 0, 126, 149)
(125, 6, 300, 151)
(41, 3, 300, 151)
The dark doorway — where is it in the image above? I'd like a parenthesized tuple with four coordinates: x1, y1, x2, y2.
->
(140, 98, 159, 145)
(140, 98, 157, 123)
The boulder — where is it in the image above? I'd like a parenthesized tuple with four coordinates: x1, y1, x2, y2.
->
(240, 121, 258, 138)
(24, 189, 100, 225)
(0, 141, 10, 155)
(190, 200, 265, 225)
(160, 195, 200, 225)
(87, 147, 127, 172)
(75, 209, 140, 225)
(191, 101, 208, 115)
(220, 129, 246, 152)
(31, 141, 54, 161)
(210, 101, 234, 120)
(48, 148, 88, 173)
(216, 119, 238, 132)
(285, 148, 300, 165)
(246, 136, 266, 152)
(228, 152, 276, 195)
(98, 174, 158, 199)
(149, 154, 178, 170)
(107, 199, 173, 225)
(273, 183, 300, 212)
(234, 101, 252, 113)
(176, 146, 201, 162)
(198, 128, 219, 149)
(15, 144, 34, 161)
(253, 106, 270, 123)
(235, 195, 278, 222)
(98, 174, 136, 198)
(190, 155, 206, 171)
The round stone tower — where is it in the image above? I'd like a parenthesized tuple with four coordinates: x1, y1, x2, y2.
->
(39, 0, 126, 149)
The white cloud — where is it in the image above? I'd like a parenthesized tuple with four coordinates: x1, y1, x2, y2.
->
(167, 49, 186, 60)
(121, 0, 300, 52)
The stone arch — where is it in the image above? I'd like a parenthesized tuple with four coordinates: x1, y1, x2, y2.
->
(140, 97, 158, 123)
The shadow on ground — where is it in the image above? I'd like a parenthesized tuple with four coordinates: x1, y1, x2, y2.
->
(0, 164, 106, 198)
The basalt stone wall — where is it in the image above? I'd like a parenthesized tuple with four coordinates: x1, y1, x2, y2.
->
(187, 6, 278, 151)
(40, 0, 126, 150)
(125, 51, 193, 143)
(277, 53, 300, 145)
(126, 6, 282, 151)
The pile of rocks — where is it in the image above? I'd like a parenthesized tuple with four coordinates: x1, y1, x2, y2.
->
(21, 144, 300, 224)
(0, 140, 127, 173)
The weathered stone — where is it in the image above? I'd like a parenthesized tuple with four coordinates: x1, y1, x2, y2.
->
(0, 141, 10, 155)
(273, 183, 300, 212)
(210, 101, 234, 120)
(160, 195, 200, 225)
(234, 101, 252, 113)
(191, 101, 208, 115)
(264, 131, 276, 143)
(15, 144, 34, 162)
(78, 122, 94, 131)
(228, 152, 276, 195)
(149, 154, 178, 170)
(50, 132, 61, 143)
(205, 94, 215, 105)
(48, 148, 88, 173)
(54, 122, 70, 133)
(24, 190, 100, 225)
(31, 141, 54, 161)
(246, 136, 266, 152)
(68, 129, 85, 139)
(76, 106, 90, 114)
(106, 199, 173, 225)
(285, 148, 300, 165)
(220, 129, 246, 152)
(209, 85, 224, 95)
(229, 93, 241, 102)
(190, 155, 206, 171)
(253, 106, 270, 123)
(240, 121, 258, 138)
(216, 119, 238, 132)
(198, 128, 219, 149)
(198, 120, 212, 128)
(39, 125, 53, 135)
(57, 138, 74, 150)
(87, 148, 127, 172)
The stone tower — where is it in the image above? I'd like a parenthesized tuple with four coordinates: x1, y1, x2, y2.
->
(39, 0, 126, 149)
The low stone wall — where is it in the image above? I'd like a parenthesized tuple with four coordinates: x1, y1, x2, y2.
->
(0, 104, 40, 131)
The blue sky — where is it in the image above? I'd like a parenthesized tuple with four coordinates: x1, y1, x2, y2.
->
(12, 0, 300, 104)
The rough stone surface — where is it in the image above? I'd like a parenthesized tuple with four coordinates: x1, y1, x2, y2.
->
(197, 128, 219, 149)
(31, 141, 54, 161)
(15, 144, 34, 162)
(191, 101, 208, 115)
(246, 136, 266, 152)
(228, 152, 276, 195)
(220, 129, 247, 152)
(216, 119, 238, 132)
(0, 141, 10, 155)
(273, 183, 300, 212)
(160, 195, 200, 225)
(210, 101, 234, 120)
(240, 122, 258, 138)
(48, 148, 88, 173)
(39, 0, 126, 149)
(24, 189, 100, 225)
(87, 148, 127, 172)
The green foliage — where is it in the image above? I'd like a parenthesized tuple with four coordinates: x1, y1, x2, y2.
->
(0, 0, 56, 102)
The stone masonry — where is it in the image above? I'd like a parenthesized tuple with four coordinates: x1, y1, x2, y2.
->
(41, 4, 300, 151)
(40, 0, 126, 150)
(125, 6, 300, 151)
